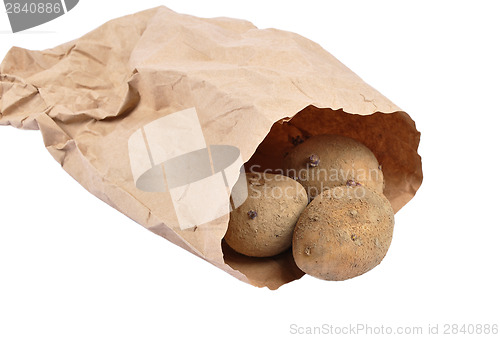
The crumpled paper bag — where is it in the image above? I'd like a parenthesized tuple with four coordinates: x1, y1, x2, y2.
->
(0, 6, 422, 289)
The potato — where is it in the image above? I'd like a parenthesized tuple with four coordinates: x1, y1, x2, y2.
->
(292, 185, 394, 281)
(284, 134, 384, 199)
(224, 172, 308, 257)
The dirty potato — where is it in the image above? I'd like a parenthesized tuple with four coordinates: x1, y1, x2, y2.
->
(224, 172, 308, 257)
(292, 185, 394, 280)
(284, 134, 384, 199)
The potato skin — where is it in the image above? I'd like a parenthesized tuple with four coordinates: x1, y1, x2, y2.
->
(284, 134, 384, 199)
(292, 185, 394, 281)
(225, 172, 309, 257)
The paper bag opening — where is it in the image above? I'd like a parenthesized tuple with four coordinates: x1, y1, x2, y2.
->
(222, 105, 422, 289)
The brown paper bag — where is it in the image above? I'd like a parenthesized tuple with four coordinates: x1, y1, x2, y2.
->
(0, 6, 422, 289)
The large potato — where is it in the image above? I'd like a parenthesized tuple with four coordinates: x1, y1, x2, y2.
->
(224, 172, 308, 257)
(284, 134, 384, 199)
(292, 185, 394, 280)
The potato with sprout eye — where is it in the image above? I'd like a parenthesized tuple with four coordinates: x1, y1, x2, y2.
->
(292, 185, 394, 281)
(224, 172, 308, 257)
(284, 134, 384, 200)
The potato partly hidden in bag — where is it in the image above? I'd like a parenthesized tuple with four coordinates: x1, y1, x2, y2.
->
(0, 6, 422, 289)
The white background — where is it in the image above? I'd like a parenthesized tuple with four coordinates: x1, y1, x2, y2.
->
(1, 1, 499, 337)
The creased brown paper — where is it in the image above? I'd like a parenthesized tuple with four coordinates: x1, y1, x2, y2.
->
(0, 6, 422, 289)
